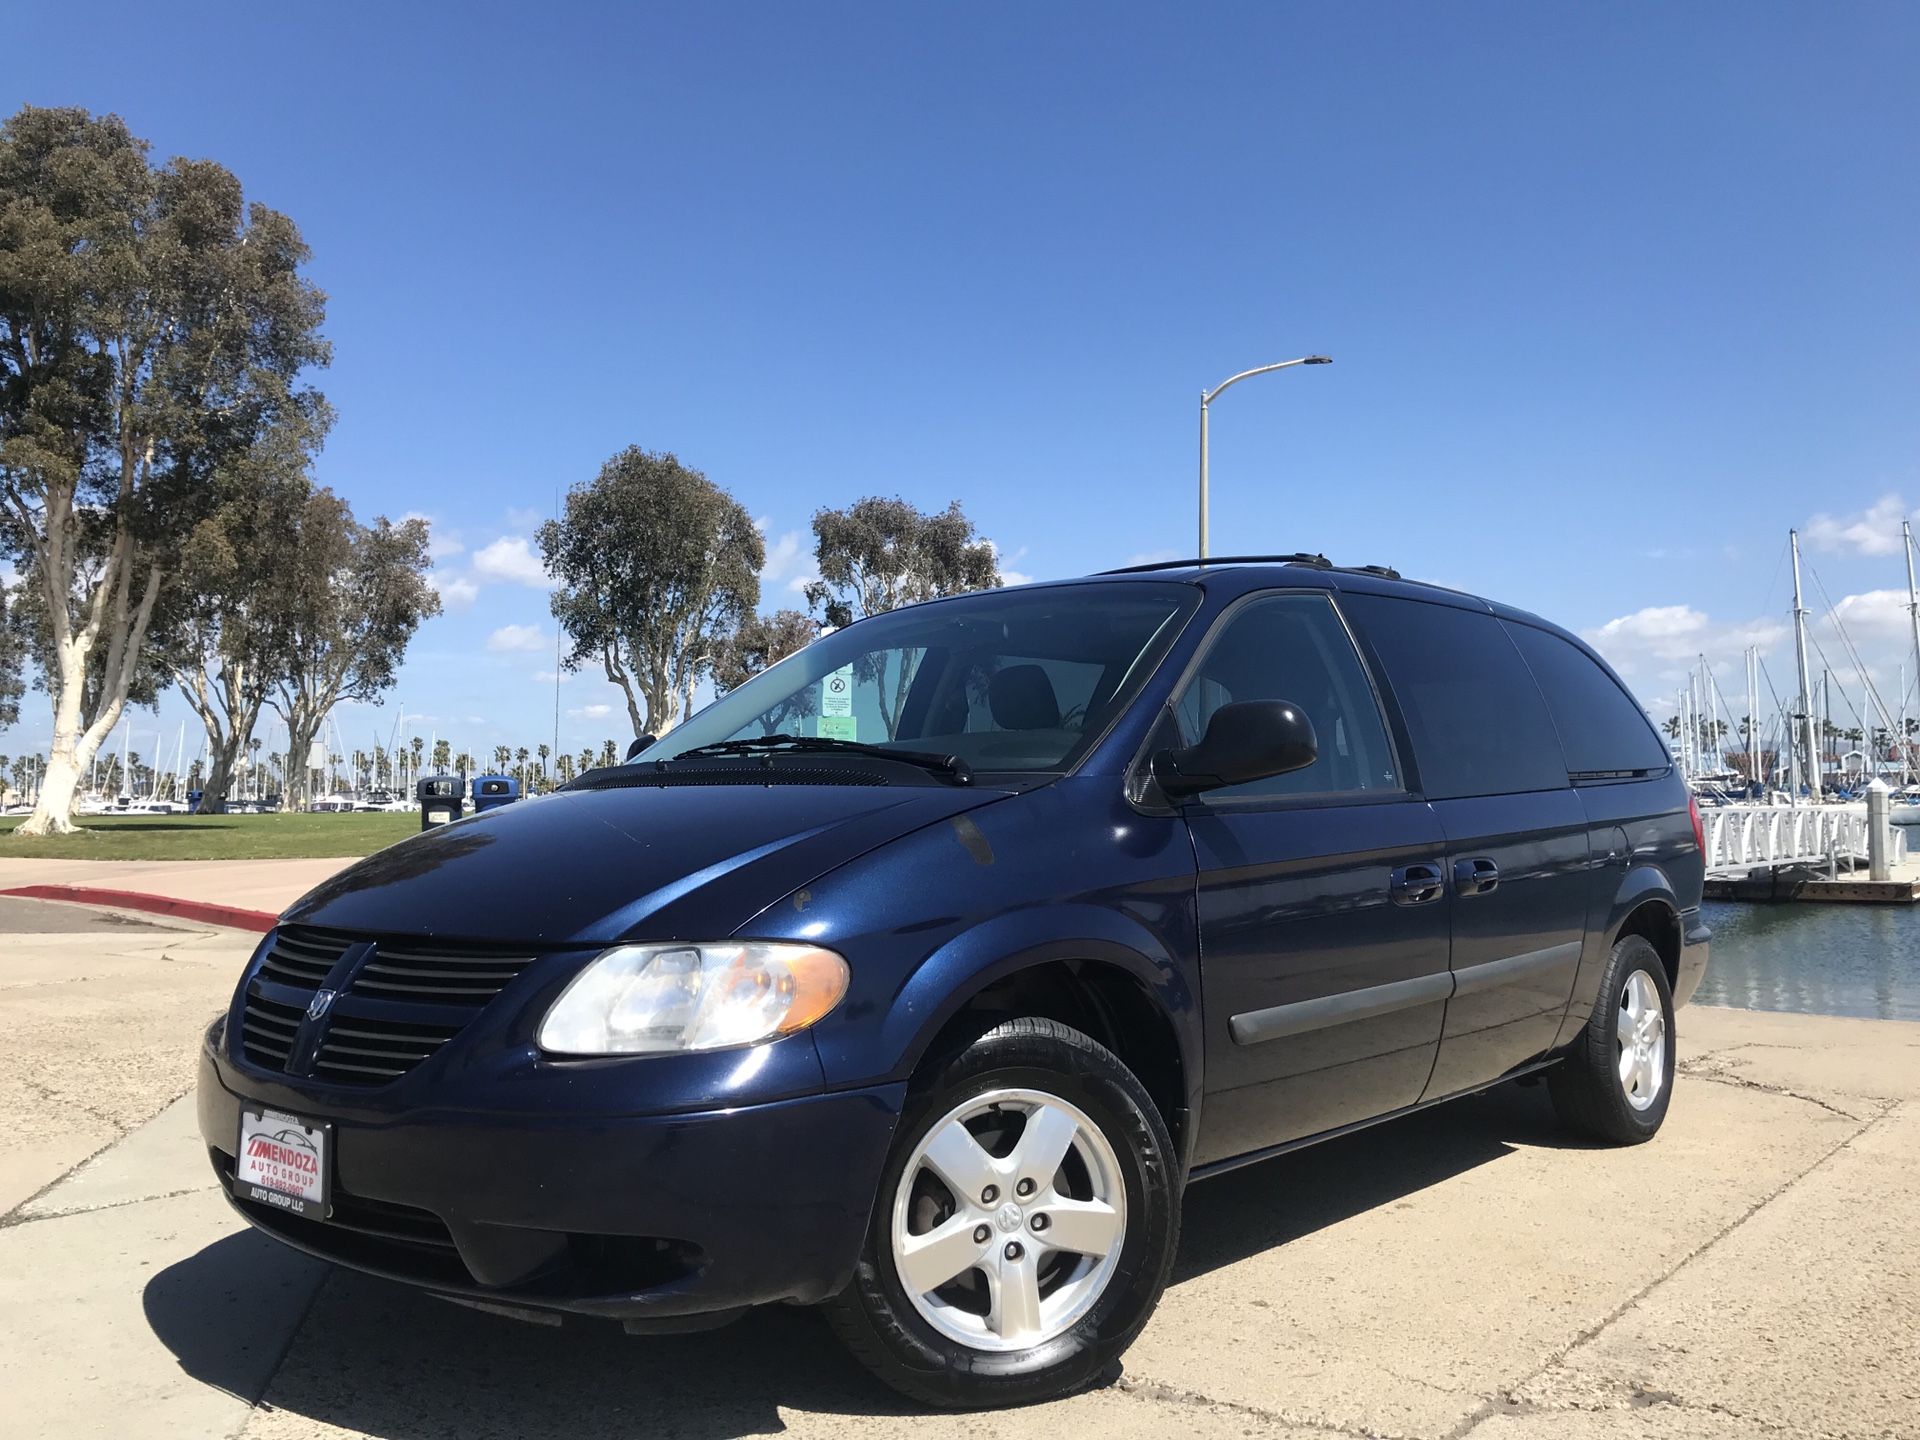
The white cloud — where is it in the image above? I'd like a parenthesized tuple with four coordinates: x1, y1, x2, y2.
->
(1805, 495, 1911, 557)
(986, 540, 1034, 587)
(505, 506, 544, 532)
(486, 623, 547, 653)
(472, 536, 550, 587)
(1828, 588, 1912, 644)
(755, 519, 817, 600)
(431, 573, 479, 609)
(1582, 605, 1788, 701)
(1122, 548, 1182, 568)
(532, 669, 572, 685)
(568, 703, 612, 719)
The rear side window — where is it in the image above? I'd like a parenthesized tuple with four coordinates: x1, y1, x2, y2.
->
(1504, 621, 1669, 776)
(1342, 594, 1567, 799)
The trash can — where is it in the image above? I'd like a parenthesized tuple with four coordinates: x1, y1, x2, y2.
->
(417, 775, 464, 830)
(471, 774, 520, 814)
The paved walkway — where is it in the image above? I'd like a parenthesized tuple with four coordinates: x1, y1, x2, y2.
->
(2, 894, 1916, 1439)
(0, 856, 347, 924)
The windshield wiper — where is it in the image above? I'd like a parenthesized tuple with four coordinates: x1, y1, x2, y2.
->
(664, 734, 973, 785)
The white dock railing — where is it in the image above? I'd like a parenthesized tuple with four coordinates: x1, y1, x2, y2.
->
(1701, 803, 1907, 879)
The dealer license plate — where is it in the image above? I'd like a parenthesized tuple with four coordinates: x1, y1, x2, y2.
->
(234, 1107, 331, 1219)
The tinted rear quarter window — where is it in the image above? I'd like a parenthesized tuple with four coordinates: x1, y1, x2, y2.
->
(1342, 594, 1567, 799)
(1504, 621, 1669, 775)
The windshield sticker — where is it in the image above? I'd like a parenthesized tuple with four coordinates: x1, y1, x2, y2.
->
(819, 714, 858, 741)
(822, 667, 854, 719)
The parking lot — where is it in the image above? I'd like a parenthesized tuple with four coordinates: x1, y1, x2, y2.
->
(2, 894, 1916, 1440)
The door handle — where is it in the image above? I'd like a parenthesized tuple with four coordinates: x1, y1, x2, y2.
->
(1453, 857, 1500, 897)
(1390, 862, 1445, 906)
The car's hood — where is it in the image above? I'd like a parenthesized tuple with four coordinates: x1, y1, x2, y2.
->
(281, 781, 1009, 945)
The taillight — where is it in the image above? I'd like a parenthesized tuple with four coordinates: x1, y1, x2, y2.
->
(1688, 794, 1705, 855)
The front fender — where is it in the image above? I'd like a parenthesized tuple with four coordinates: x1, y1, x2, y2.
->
(874, 904, 1203, 1103)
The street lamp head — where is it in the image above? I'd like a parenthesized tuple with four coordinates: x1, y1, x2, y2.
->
(1303, 355, 1333, 365)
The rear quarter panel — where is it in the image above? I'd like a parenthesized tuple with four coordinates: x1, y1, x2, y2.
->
(1554, 770, 1703, 1042)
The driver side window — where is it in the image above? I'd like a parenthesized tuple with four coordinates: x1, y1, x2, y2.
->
(1173, 593, 1400, 799)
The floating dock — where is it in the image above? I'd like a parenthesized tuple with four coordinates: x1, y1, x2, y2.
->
(1704, 857, 1920, 904)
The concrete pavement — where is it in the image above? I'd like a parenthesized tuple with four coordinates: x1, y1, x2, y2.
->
(1, 894, 1916, 1439)
(0, 857, 348, 928)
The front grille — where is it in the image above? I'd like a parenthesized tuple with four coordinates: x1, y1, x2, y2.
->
(314, 1015, 466, 1084)
(240, 993, 306, 1070)
(353, 940, 537, 1005)
(236, 924, 552, 1089)
(258, 929, 352, 986)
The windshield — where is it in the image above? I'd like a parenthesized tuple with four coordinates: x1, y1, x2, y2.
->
(641, 582, 1197, 774)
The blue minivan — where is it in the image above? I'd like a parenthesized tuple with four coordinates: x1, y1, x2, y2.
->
(199, 555, 1709, 1407)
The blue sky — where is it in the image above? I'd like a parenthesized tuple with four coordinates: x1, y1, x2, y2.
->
(5, 3, 1920, 769)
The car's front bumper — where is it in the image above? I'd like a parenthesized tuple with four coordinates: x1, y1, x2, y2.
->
(197, 1024, 905, 1326)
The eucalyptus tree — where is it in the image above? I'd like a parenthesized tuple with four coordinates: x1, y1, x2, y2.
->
(167, 469, 312, 810)
(803, 497, 1000, 732)
(538, 448, 762, 739)
(0, 580, 22, 729)
(712, 608, 818, 734)
(0, 106, 330, 833)
(266, 493, 438, 810)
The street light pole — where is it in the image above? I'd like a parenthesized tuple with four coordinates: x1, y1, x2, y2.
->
(1197, 354, 1331, 558)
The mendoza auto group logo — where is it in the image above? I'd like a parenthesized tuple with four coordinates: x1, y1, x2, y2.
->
(246, 1127, 319, 1191)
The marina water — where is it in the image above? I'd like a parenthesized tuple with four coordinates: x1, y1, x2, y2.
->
(1697, 900, 1920, 1022)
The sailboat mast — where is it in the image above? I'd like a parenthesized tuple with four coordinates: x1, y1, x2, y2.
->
(1790, 529, 1821, 801)
(1904, 519, 1920, 786)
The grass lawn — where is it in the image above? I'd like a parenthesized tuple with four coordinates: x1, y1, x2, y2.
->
(0, 811, 419, 861)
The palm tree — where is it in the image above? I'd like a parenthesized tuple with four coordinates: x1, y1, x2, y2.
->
(578, 748, 595, 775)
(432, 739, 452, 772)
(515, 746, 530, 785)
(536, 743, 551, 783)
(598, 739, 617, 768)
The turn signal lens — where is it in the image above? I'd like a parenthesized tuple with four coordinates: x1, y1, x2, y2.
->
(1688, 795, 1705, 855)
(537, 942, 849, 1055)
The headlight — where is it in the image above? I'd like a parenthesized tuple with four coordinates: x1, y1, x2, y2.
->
(537, 942, 849, 1055)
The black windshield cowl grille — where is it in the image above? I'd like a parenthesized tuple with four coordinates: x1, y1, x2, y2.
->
(236, 926, 558, 1089)
(566, 762, 890, 789)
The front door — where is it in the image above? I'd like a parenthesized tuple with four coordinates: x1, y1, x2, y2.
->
(1169, 591, 1454, 1167)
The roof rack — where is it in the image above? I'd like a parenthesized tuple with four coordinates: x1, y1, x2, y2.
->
(1099, 553, 1402, 581)
(1101, 552, 1331, 575)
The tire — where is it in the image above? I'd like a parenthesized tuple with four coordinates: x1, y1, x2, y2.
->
(825, 1017, 1180, 1408)
(1548, 934, 1675, 1145)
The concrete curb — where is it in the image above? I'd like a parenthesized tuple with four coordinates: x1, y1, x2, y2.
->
(0, 884, 277, 933)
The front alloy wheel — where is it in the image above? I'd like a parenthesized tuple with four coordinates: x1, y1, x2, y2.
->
(891, 1088, 1127, 1352)
(828, 1017, 1179, 1408)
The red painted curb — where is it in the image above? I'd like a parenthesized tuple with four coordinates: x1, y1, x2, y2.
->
(0, 884, 277, 933)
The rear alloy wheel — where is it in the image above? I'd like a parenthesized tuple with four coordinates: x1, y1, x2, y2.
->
(1549, 934, 1676, 1144)
(827, 1018, 1178, 1407)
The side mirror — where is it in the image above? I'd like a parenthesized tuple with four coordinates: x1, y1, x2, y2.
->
(1151, 700, 1317, 799)
(624, 734, 657, 762)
